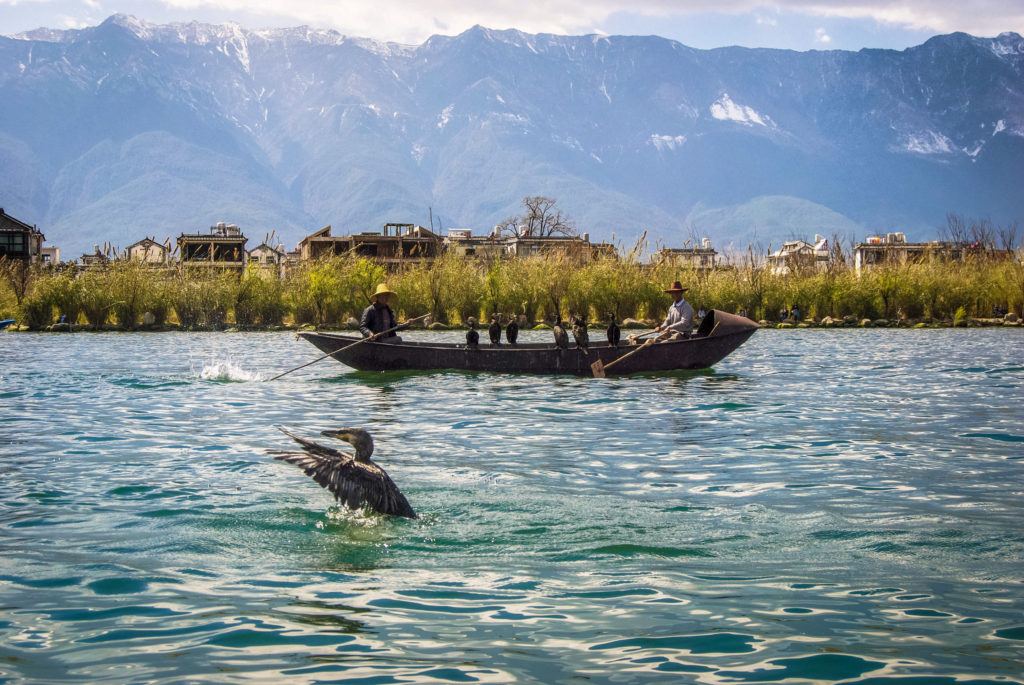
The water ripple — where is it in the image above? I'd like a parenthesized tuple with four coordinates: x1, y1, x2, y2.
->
(1, 329, 1023, 682)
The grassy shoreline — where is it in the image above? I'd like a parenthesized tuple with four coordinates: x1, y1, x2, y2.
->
(5, 319, 1021, 333)
(3, 252, 1022, 332)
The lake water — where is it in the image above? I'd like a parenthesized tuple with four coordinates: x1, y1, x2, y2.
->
(1, 329, 1023, 684)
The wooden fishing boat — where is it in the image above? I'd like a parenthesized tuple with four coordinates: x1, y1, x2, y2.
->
(297, 310, 758, 376)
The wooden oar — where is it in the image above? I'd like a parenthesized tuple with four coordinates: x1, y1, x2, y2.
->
(627, 329, 661, 343)
(268, 314, 429, 381)
(591, 338, 657, 378)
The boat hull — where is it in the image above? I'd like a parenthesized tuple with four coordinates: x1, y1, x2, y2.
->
(298, 310, 757, 376)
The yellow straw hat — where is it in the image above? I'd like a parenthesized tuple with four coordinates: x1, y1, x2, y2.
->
(371, 283, 397, 300)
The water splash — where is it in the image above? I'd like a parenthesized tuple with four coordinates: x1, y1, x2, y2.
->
(323, 504, 393, 528)
(198, 360, 264, 382)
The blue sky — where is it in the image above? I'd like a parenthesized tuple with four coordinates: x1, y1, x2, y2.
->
(1, 1, 1021, 49)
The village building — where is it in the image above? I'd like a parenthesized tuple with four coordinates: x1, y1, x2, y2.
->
(296, 225, 343, 260)
(248, 242, 287, 266)
(0, 208, 46, 262)
(502, 233, 616, 261)
(79, 245, 111, 268)
(124, 237, 169, 264)
(767, 235, 830, 275)
(40, 245, 61, 265)
(297, 223, 442, 265)
(178, 222, 247, 268)
(443, 228, 505, 259)
(655, 238, 718, 270)
(852, 232, 1013, 275)
(247, 242, 289, 277)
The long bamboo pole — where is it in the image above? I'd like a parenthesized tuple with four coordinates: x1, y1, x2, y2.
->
(268, 314, 429, 381)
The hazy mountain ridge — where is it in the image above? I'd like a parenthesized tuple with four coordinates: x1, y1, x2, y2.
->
(1, 14, 1022, 255)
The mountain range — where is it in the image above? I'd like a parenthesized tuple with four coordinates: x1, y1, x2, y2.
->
(1, 14, 1022, 256)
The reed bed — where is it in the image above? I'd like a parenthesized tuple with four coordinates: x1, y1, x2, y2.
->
(2, 252, 1022, 330)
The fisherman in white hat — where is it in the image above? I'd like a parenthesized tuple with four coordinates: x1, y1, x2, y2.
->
(359, 283, 406, 343)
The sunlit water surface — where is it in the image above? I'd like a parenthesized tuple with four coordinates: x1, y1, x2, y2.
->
(2, 329, 1023, 684)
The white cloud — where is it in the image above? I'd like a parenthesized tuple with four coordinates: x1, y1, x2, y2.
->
(60, 14, 91, 28)
(3, 0, 1022, 42)
(900, 130, 954, 154)
(228, 1, 1021, 40)
(649, 133, 687, 151)
(765, 0, 1022, 36)
(814, 26, 832, 43)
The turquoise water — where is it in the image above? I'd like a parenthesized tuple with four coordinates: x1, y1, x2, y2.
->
(1, 329, 1023, 683)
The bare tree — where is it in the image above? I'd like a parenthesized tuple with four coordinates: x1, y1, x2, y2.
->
(501, 196, 578, 238)
(494, 215, 520, 238)
(942, 212, 968, 244)
(998, 221, 1019, 253)
(968, 218, 996, 254)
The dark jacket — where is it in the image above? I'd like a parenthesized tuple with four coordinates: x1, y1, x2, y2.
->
(359, 303, 397, 338)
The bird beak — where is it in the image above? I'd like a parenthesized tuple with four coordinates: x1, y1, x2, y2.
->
(321, 429, 352, 442)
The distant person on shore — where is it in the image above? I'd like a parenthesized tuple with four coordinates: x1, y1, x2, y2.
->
(791, 305, 801, 321)
(654, 281, 694, 341)
(359, 284, 407, 343)
(697, 306, 707, 320)
(779, 306, 789, 321)
(739, 307, 749, 319)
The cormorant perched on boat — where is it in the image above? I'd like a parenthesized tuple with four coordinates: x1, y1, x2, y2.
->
(552, 317, 569, 352)
(571, 316, 589, 354)
(606, 314, 621, 348)
(505, 316, 519, 345)
(272, 427, 416, 519)
(488, 314, 502, 345)
(466, 317, 480, 348)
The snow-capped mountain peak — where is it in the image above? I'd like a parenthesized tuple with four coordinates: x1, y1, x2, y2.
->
(0, 16, 1021, 255)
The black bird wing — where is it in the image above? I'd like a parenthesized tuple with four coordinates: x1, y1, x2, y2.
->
(273, 429, 417, 519)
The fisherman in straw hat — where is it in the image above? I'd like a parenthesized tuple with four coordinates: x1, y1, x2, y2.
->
(654, 280, 694, 341)
(359, 283, 407, 343)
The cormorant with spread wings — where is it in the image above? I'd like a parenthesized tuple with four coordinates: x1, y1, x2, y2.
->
(272, 427, 416, 519)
